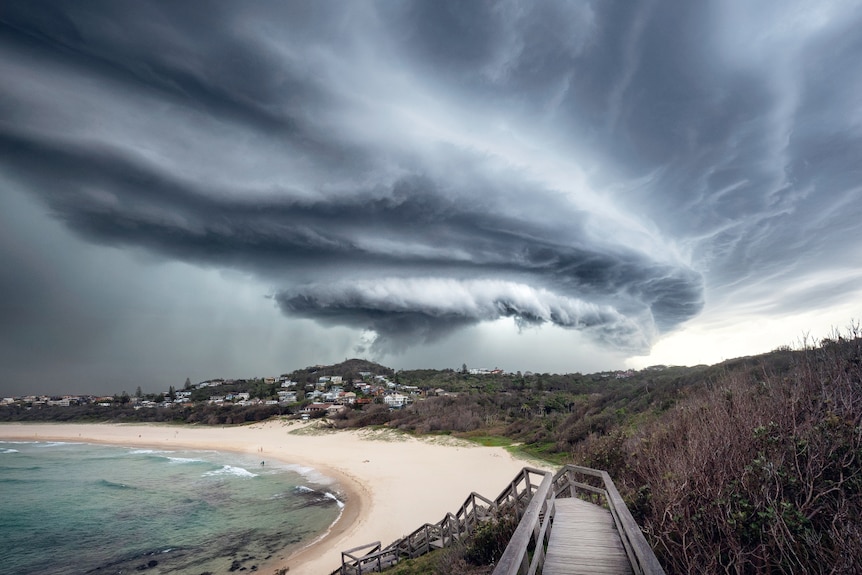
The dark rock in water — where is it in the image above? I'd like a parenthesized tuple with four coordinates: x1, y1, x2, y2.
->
(134, 559, 158, 570)
(229, 559, 242, 572)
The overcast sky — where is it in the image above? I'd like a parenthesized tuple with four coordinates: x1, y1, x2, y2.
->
(2, 1, 861, 396)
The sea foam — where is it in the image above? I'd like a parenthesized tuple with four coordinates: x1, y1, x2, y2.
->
(167, 456, 205, 464)
(324, 491, 346, 508)
(202, 465, 257, 478)
(284, 463, 335, 486)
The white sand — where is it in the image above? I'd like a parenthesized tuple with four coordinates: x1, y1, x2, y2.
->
(0, 421, 546, 574)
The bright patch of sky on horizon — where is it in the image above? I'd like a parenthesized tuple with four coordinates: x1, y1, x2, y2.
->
(1, 1, 861, 395)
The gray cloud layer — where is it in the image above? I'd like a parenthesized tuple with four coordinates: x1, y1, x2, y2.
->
(1, 0, 860, 388)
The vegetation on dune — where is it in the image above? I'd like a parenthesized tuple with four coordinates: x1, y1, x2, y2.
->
(369, 514, 519, 575)
(612, 335, 862, 574)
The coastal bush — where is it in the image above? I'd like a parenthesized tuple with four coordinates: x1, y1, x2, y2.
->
(572, 333, 862, 574)
(331, 403, 391, 428)
(463, 514, 519, 566)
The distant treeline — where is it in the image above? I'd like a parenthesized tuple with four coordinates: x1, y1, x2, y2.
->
(0, 402, 293, 425)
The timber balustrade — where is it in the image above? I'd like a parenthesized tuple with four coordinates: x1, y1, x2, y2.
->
(493, 465, 666, 575)
(335, 465, 664, 575)
(335, 467, 547, 574)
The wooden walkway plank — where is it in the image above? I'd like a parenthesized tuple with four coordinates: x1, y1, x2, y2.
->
(542, 498, 633, 575)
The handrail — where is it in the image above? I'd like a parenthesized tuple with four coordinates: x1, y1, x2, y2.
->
(492, 470, 554, 575)
(597, 468, 665, 575)
(492, 465, 665, 575)
(339, 541, 390, 575)
(527, 490, 556, 575)
(335, 467, 549, 574)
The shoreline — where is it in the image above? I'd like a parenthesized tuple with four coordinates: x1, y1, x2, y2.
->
(0, 420, 545, 575)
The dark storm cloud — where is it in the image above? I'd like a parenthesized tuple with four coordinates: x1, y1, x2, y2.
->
(2, 0, 860, 369)
(0, 125, 702, 354)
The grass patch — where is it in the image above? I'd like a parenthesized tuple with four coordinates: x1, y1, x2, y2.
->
(456, 431, 563, 467)
(515, 442, 569, 466)
(356, 427, 415, 442)
(458, 434, 513, 447)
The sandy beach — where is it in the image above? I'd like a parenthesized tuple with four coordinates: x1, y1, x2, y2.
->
(0, 421, 545, 574)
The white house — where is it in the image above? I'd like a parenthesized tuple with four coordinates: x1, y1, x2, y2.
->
(384, 393, 410, 408)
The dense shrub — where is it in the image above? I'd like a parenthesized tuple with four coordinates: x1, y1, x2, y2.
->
(331, 403, 392, 428)
(462, 514, 519, 566)
(572, 335, 862, 574)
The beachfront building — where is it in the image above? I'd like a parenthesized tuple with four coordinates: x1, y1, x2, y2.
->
(301, 403, 333, 416)
(384, 393, 410, 409)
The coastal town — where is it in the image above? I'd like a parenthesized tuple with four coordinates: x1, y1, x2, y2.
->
(0, 362, 464, 415)
(0, 361, 648, 416)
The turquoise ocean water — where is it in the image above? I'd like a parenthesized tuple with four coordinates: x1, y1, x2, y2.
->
(0, 440, 342, 575)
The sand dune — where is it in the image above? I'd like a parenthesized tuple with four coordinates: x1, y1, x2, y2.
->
(0, 421, 544, 574)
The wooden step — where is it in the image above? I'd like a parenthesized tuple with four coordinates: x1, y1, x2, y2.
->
(542, 498, 633, 575)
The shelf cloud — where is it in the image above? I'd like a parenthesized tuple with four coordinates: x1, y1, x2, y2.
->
(1, 0, 860, 393)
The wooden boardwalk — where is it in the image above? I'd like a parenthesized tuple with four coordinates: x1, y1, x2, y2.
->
(542, 498, 634, 575)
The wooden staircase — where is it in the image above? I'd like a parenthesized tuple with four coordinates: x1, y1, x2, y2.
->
(333, 467, 547, 575)
(334, 465, 665, 575)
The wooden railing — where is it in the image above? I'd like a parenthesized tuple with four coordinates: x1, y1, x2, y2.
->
(334, 467, 549, 574)
(493, 465, 666, 575)
(339, 542, 391, 575)
(335, 464, 664, 575)
(490, 468, 555, 575)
